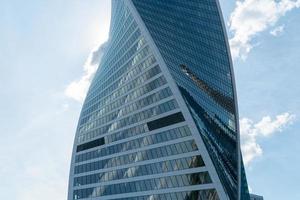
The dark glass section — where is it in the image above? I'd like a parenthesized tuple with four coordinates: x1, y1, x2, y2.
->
(180, 64, 234, 114)
(147, 112, 185, 131)
(179, 87, 237, 199)
(132, 0, 236, 124)
(76, 138, 105, 153)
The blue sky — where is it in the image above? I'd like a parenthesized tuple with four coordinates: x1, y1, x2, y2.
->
(0, 0, 299, 199)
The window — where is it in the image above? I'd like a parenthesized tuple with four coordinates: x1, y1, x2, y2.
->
(76, 138, 105, 152)
(147, 112, 185, 131)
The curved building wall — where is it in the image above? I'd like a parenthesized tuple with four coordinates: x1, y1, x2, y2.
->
(131, 1, 251, 199)
(68, 1, 250, 200)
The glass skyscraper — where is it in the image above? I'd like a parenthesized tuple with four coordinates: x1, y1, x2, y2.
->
(68, 1, 251, 199)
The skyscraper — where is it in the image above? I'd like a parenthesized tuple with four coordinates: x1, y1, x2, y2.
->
(68, 1, 251, 199)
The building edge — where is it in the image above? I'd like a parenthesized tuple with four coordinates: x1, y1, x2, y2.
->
(214, 0, 251, 199)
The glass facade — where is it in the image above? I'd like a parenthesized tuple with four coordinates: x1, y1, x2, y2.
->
(73, 172, 212, 199)
(68, 1, 250, 200)
(131, 0, 250, 199)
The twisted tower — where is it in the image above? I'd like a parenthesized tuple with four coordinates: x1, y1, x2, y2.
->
(68, 1, 250, 199)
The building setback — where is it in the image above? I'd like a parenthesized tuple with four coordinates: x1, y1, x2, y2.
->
(68, 1, 251, 199)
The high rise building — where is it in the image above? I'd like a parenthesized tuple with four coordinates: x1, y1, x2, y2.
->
(68, 1, 251, 199)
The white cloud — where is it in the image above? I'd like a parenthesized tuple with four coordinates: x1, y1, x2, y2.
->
(270, 25, 285, 36)
(65, 42, 107, 102)
(240, 113, 295, 166)
(229, 0, 300, 60)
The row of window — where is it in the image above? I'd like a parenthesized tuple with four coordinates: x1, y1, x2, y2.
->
(73, 172, 212, 199)
(83, 45, 152, 110)
(82, 78, 167, 128)
(79, 65, 163, 133)
(82, 66, 164, 124)
(77, 76, 167, 143)
(91, 99, 177, 134)
(80, 87, 172, 133)
(74, 140, 198, 174)
(76, 138, 105, 153)
(80, 68, 168, 129)
(75, 125, 191, 163)
(113, 189, 219, 200)
(78, 124, 147, 146)
(74, 155, 204, 186)
(147, 112, 185, 131)
(79, 99, 178, 146)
